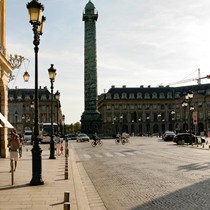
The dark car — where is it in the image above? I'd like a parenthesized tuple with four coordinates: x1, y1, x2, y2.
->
(162, 131, 176, 141)
(173, 133, 205, 144)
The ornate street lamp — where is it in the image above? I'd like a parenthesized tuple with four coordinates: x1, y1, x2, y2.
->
(171, 110, 175, 131)
(55, 90, 60, 126)
(157, 113, 161, 136)
(23, 71, 30, 82)
(27, 0, 45, 186)
(119, 115, 123, 134)
(63, 115, 65, 137)
(186, 90, 194, 132)
(182, 100, 188, 132)
(48, 64, 56, 159)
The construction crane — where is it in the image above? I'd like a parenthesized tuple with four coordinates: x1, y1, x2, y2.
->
(167, 68, 210, 86)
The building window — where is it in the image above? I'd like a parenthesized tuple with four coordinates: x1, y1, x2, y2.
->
(130, 104, 134, 110)
(152, 104, 157, 110)
(159, 93, 165, 99)
(167, 92, 172, 99)
(25, 106, 30, 113)
(122, 104, 127, 110)
(138, 104, 142, 110)
(129, 93, 135, 99)
(114, 105, 118, 110)
(145, 93, 150, 99)
(198, 102, 202, 108)
(17, 94, 22, 101)
(160, 104, 165, 110)
(137, 92, 142, 99)
(106, 115, 112, 123)
(41, 94, 47, 100)
(106, 93, 112, 99)
(114, 93, 119, 99)
(152, 92, 157, 99)
(122, 93, 127, 99)
(206, 89, 210, 95)
(106, 105, 111, 110)
(145, 104, 150, 110)
(42, 105, 46, 112)
(25, 94, 31, 100)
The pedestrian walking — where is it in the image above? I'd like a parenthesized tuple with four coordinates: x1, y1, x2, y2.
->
(55, 133, 61, 156)
(7, 128, 20, 172)
(19, 134, 24, 158)
(60, 139, 64, 154)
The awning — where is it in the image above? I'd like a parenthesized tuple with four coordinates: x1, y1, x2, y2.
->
(0, 113, 13, 128)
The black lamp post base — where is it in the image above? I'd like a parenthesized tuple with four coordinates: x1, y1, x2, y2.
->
(30, 178, 44, 186)
(30, 145, 44, 186)
(49, 156, 56, 159)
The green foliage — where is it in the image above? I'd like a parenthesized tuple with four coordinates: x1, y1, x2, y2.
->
(65, 122, 81, 134)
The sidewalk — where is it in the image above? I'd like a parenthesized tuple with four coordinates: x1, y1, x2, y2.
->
(0, 143, 90, 210)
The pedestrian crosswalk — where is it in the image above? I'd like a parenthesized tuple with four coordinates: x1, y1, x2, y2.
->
(82, 150, 142, 159)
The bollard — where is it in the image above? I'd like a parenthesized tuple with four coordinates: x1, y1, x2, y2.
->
(65, 149, 69, 157)
(65, 171, 68, 180)
(64, 202, 70, 210)
(64, 191, 70, 202)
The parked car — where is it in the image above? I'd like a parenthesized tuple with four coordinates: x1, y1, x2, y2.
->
(76, 133, 90, 142)
(68, 134, 77, 140)
(162, 131, 176, 141)
(24, 130, 33, 144)
(173, 133, 205, 144)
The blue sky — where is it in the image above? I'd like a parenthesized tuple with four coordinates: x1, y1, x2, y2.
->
(6, 0, 210, 123)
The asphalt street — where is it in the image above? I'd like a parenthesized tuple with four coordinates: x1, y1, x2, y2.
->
(71, 136, 210, 210)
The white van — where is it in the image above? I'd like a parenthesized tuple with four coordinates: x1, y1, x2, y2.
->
(24, 130, 32, 143)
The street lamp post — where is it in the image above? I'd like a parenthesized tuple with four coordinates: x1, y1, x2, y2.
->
(63, 115, 65, 137)
(55, 90, 60, 127)
(48, 64, 56, 159)
(157, 113, 161, 136)
(30, 102, 34, 131)
(182, 100, 188, 132)
(171, 110, 175, 131)
(119, 115, 123, 134)
(186, 90, 194, 132)
(27, 0, 46, 185)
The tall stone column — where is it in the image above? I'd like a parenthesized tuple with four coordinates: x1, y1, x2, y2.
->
(81, 1, 102, 137)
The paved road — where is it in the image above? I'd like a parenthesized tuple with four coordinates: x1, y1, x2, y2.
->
(70, 137, 210, 210)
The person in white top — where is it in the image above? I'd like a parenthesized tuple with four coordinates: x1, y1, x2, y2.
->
(55, 133, 61, 156)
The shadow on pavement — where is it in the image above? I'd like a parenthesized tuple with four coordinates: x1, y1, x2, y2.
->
(0, 183, 29, 191)
(130, 178, 210, 210)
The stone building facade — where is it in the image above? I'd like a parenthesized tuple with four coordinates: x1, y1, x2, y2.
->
(98, 84, 210, 137)
(8, 87, 63, 135)
(0, 0, 13, 157)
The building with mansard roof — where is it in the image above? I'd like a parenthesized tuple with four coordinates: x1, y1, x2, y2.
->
(98, 84, 210, 137)
(8, 86, 63, 135)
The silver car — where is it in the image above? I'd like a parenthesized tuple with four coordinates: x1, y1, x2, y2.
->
(76, 133, 90, 142)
